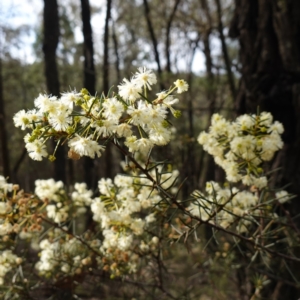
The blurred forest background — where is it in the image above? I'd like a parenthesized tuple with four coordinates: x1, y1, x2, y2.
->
(2, 0, 300, 199)
(1, 0, 300, 298)
(1, 0, 240, 194)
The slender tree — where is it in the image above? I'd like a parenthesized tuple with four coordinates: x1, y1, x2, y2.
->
(215, 0, 236, 100)
(42, 0, 66, 183)
(103, 0, 113, 179)
(165, 0, 181, 73)
(0, 57, 10, 179)
(229, 0, 300, 297)
(112, 21, 121, 83)
(143, 0, 162, 83)
(81, 0, 95, 95)
(103, 0, 112, 95)
(80, 0, 97, 188)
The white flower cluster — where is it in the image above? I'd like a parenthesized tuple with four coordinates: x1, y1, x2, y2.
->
(35, 179, 69, 223)
(34, 179, 93, 223)
(189, 181, 274, 233)
(13, 68, 188, 161)
(90, 165, 179, 275)
(31, 163, 178, 277)
(35, 231, 99, 277)
(198, 112, 284, 189)
(35, 179, 64, 202)
(0, 250, 21, 285)
(94, 172, 175, 231)
(0, 176, 13, 198)
(0, 177, 14, 236)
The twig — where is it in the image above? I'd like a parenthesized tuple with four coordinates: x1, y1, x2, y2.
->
(40, 216, 102, 257)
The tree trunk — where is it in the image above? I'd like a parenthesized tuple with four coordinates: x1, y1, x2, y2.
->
(0, 58, 10, 179)
(103, 0, 112, 96)
(165, 0, 181, 73)
(199, 0, 217, 188)
(215, 0, 236, 100)
(81, 0, 96, 95)
(112, 21, 121, 83)
(229, 0, 300, 297)
(143, 0, 163, 85)
(43, 0, 66, 182)
(103, 0, 113, 179)
(81, 0, 97, 188)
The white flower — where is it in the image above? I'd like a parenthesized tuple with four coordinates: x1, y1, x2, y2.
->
(236, 114, 255, 130)
(147, 105, 167, 125)
(13, 110, 30, 130)
(116, 123, 133, 137)
(275, 190, 290, 203)
(0, 250, 19, 282)
(72, 183, 93, 206)
(124, 136, 138, 152)
(230, 136, 256, 154)
(27, 109, 43, 123)
(61, 263, 71, 273)
(35, 179, 64, 202)
(0, 222, 12, 236)
(0, 202, 12, 214)
(114, 175, 134, 187)
(48, 111, 72, 131)
(102, 229, 118, 248)
(39, 239, 51, 250)
(156, 92, 179, 107)
(46, 204, 69, 223)
(93, 119, 118, 137)
(0, 176, 13, 195)
(145, 213, 156, 224)
(68, 135, 105, 159)
(268, 121, 284, 134)
(60, 90, 82, 107)
(260, 112, 273, 126)
(224, 162, 241, 182)
(241, 174, 255, 186)
(98, 178, 113, 196)
(102, 97, 125, 121)
(209, 117, 231, 136)
(34, 94, 57, 113)
(91, 199, 106, 222)
(197, 131, 209, 145)
(133, 67, 157, 90)
(25, 139, 48, 161)
(118, 235, 133, 250)
(130, 218, 145, 235)
(118, 78, 142, 102)
(151, 236, 159, 245)
(149, 126, 171, 145)
(174, 79, 189, 93)
(253, 176, 268, 189)
(134, 138, 153, 154)
(127, 101, 151, 126)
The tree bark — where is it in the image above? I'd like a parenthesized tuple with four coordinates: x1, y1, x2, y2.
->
(143, 0, 162, 81)
(165, 0, 181, 73)
(112, 21, 121, 83)
(81, 0, 96, 95)
(215, 0, 236, 100)
(43, 0, 66, 182)
(0, 58, 10, 179)
(103, 0, 112, 95)
(81, 0, 97, 188)
(229, 0, 300, 297)
(103, 0, 113, 179)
